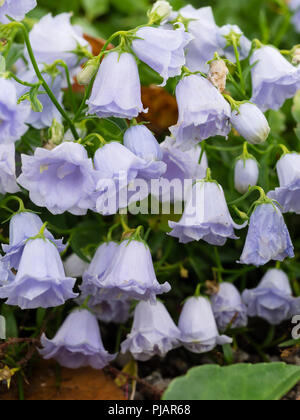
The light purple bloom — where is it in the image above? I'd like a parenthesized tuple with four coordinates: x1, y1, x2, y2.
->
(250, 46, 300, 112)
(0, 260, 14, 286)
(169, 180, 247, 245)
(121, 300, 181, 361)
(0, 144, 19, 194)
(28, 13, 90, 69)
(218, 24, 251, 63)
(179, 297, 232, 354)
(230, 103, 270, 145)
(2, 212, 65, 270)
(0, 238, 77, 309)
(239, 203, 294, 266)
(242, 269, 300, 325)
(170, 75, 231, 151)
(18, 142, 96, 216)
(234, 158, 259, 194)
(0, 0, 36, 23)
(92, 239, 171, 304)
(132, 25, 192, 86)
(14, 68, 63, 129)
(87, 52, 146, 119)
(0, 78, 30, 144)
(40, 309, 116, 369)
(180, 6, 222, 73)
(211, 283, 248, 332)
(268, 153, 300, 214)
(63, 254, 89, 278)
(85, 299, 132, 325)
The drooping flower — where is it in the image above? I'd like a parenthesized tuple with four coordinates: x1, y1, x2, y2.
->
(132, 25, 192, 86)
(18, 142, 96, 216)
(230, 103, 270, 145)
(0, 78, 30, 144)
(234, 158, 259, 194)
(0, 0, 37, 23)
(268, 153, 300, 214)
(13, 68, 63, 129)
(250, 46, 300, 112)
(40, 309, 116, 369)
(91, 239, 171, 304)
(239, 203, 294, 266)
(217, 24, 251, 63)
(242, 269, 300, 325)
(28, 13, 90, 69)
(169, 179, 247, 245)
(179, 297, 232, 354)
(2, 212, 65, 270)
(149, 0, 173, 23)
(63, 254, 89, 279)
(87, 52, 146, 119)
(0, 238, 77, 309)
(0, 144, 19, 194)
(121, 300, 181, 361)
(170, 75, 231, 151)
(211, 283, 248, 332)
(179, 5, 222, 73)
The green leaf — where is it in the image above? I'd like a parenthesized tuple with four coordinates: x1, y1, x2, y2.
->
(292, 91, 300, 123)
(0, 55, 5, 73)
(82, 0, 109, 20)
(163, 363, 300, 401)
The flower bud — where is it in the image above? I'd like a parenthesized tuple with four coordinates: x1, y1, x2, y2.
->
(230, 103, 270, 145)
(234, 158, 259, 194)
(149, 1, 172, 23)
(208, 59, 229, 93)
(77, 58, 99, 86)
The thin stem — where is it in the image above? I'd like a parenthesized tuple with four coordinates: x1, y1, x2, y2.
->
(53, 60, 76, 113)
(7, 72, 41, 88)
(232, 36, 246, 95)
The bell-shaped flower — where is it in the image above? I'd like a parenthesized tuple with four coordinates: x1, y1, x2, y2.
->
(242, 269, 300, 325)
(250, 46, 300, 112)
(132, 25, 192, 86)
(0, 78, 30, 144)
(93, 239, 171, 303)
(230, 103, 270, 145)
(18, 142, 96, 216)
(0, 144, 19, 194)
(179, 6, 222, 73)
(239, 203, 294, 266)
(0, 260, 14, 287)
(158, 137, 208, 203)
(2, 212, 65, 270)
(14, 68, 63, 129)
(121, 300, 181, 361)
(234, 158, 259, 194)
(0, 238, 77, 309)
(268, 153, 300, 214)
(63, 254, 89, 279)
(87, 52, 146, 119)
(179, 297, 232, 354)
(28, 13, 90, 69)
(211, 283, 248, 332)
(170, 75, 231, 151)
(0, 0, 36, 23)
(217, 25, 251, 63)
(149, 0, 173, 23)
(40, 309, 116, 369)
(169, 179, 247, 245)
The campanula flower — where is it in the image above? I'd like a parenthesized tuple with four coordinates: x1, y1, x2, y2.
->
(250, 46, 300, 112)
(239, 203, 294, 266)
(132, 25, 192, 86)
(268, 153, 300, 214)
(63, 254, 89, 279)
(169, 179, 247, 245)
(230, 103, 270, 145)
(18, 142, 96, 216)
(170, 75, 231, 151)
(2, 212, 65, 270)
(28, 13, 90, 69)
(0, 0, 36, 23)
(40, 309, 116, 369)
(87, 52, 146, 119)
(211, 283, 248, 332)
(93, 239, 171, 303)
(121, 300, 181, 361)
(179, 297, 232, 354)
(0, 238, 77, 309)
(0, 260, 14, 287)
(242, 269, 300, 325)
(234, 158, 259, 194)
(218, 25, 251, 63)
(0, 144, 19, 194)
(0, 78, 30, 144)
